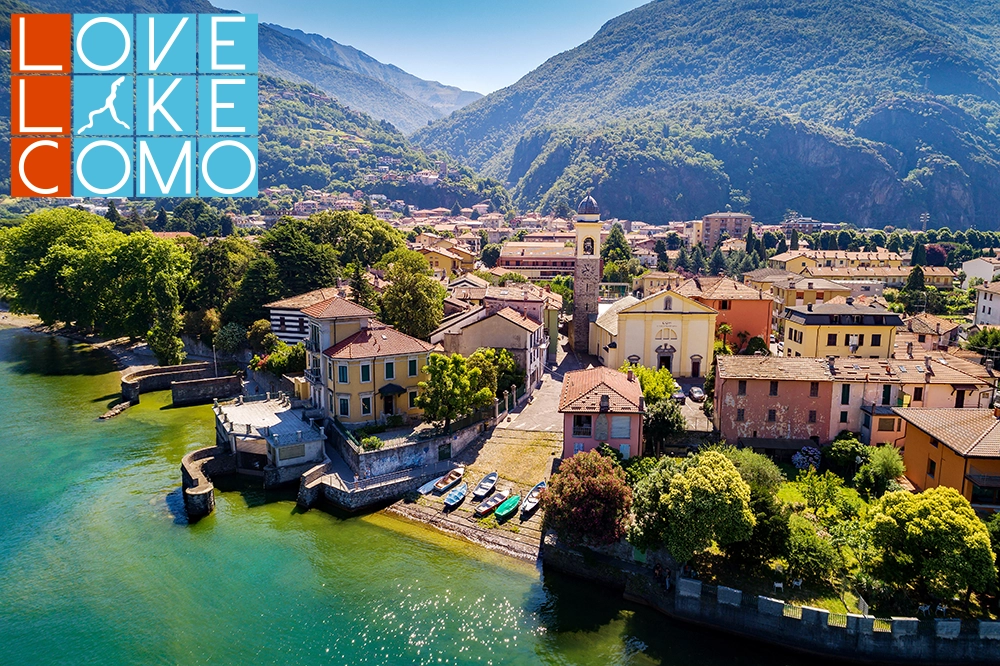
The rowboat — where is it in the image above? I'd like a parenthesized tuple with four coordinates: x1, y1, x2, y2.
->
(520, 481, 546, 515)
(443, 483, 468, 509)
(434, 466, 465, 493)
(474, 488, 509, 517)
(418, 475, 445, 495)
(494, 494, 521, 521)
(472, 471, 498, 499)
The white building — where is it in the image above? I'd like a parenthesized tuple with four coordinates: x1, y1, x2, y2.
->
(962, 256, 1000, 288)
(975, 282, 1000, 327)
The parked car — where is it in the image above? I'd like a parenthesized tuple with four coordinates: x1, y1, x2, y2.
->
(672, 390, 686, 405)
(688, 386, 705, 402)
(770, 334, 776, 344)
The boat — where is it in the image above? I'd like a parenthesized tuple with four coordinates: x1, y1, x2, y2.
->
(494, 494, 521, 521)
(443, 483, 468, 509)
(474, 488, 509, 517)
(418, 475, 446, 495)
(520, 481, 546, 515)
(472, 472, 498, 499)
(434, 466, 465, 493)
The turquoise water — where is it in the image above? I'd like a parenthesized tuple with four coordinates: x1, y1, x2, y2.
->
(0, 329, 818, 665)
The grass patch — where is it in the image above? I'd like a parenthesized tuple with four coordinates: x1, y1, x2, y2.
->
(476, 514, 499, 530)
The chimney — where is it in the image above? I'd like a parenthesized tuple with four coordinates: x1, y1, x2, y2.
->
(846, 297, 855, 306)
(627, 369, 635, 382)
(807, 303, 813, 312)
(986, 359, 994, 373)
(936, 322, 941, 334)
(600, 394, 610, 412)
(995, 404, 1000, 420)
(907, 341, 913, 358)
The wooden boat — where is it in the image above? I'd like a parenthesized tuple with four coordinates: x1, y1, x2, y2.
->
(520, 481, 546, 515)
(472, 471, 498, 499)
(434, 466, 465, 493)
(494, 494, 521, 521)
(474, 488, 509, 517)
(418, 475, 445, 495)
(443, 483, 468, 509)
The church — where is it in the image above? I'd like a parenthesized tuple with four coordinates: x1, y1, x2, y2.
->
(569, 196, 717, 377)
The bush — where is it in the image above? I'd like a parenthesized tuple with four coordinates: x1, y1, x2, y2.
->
(792, 446, 822, 470)
(742, 336, 768, 355)
(542, 450, 632, 545)
(825, 432, 870, 472)
(854, 446, 905, 499)
(718, 446, 785, 493)
(247, 319, 273, 354)
(786, 514, 838, 583)
(249, 341, 306, 376)
(360, 435, 384, 451)
(214, 322, 247, 354)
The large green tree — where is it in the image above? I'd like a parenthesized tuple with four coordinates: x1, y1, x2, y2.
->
(415, 353, 493, 432)
(305, 210, 404, 267)
(642, 399, 686, 454)
(188, 236, 258, 311)
(380, 249, 445, 339)
(258, 221, 339, 297)
(601, 222, 632, 263)
(542, 449, 633, 545)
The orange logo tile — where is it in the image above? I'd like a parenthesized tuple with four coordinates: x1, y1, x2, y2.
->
(11, 14, 72, 74)
(11, 75, 71, 135)
(11, 137, 72, 197)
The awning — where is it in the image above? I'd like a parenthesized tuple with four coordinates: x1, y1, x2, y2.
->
(378, 383, 406, 396)
(967, 473, 1000, 489)
(951, 384, 977, 392)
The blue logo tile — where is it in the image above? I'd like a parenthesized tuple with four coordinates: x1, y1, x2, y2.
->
(198, 76, 257, 135)
(136, 75, 195, 135)
(73, 75, 134, 136)
(199, 14, 258, 74)
(199, 137, 257, 197)
(74, 15, 134, 74)
(74, 137, 134, 197)
(137, 138, 196, 197)
(136, 14, 196, 74)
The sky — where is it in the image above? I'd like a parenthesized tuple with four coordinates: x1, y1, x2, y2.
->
(221, 0, 648, 94)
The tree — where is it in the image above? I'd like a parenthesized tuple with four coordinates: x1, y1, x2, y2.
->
(862, 487, 997, 599)
(727, 489, 790, 569)
(775, 237, 788, 254)
(904, 266, 925, 291)
(481, 243, 502, 268)
(716, 323, 733, 348)
(188, 236, 258, 311)
(911, 242, 927, 266)
(214, 322, 247, 354)
(148, 311, 186, 365)
(642, 399, 686, 454)
(151, 206, 169, 231)
(925, 244, 948, 267)
(305, 210, 404, 267)
(790, 228, 799, 250)
(601, 222, 632, 263)
(797, 468, 844, 521)
(743, 336, 768, 355)
(542, 450, 632, 545)
(348, 262, 379, 314)
(628, 451, 755, 562)
(709, 247, 726, 275)
(450, 200, 462, 217)
(246, 319, 275, 354)
(223, 256, 282, 326)
(415, 353, 493, 432)
(825, 432, 870, 475)
(104, 200, 123, 226)
(620, 363, 678, 404)
(380, 249, 446, 339)
(854, 446, 905, 499)
(837, 230, 852, 250)
(787, 514, 838, 582)
(259, 221, 339, 296)
(467, 348, 500, 396)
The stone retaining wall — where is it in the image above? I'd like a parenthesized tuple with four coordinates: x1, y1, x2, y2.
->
(172, 375, 242, 406)
(320, 469, 441, 512)
(542, 540, 1000, 665)
(180, 446, 236, 521)
(122, 362, 213, 403)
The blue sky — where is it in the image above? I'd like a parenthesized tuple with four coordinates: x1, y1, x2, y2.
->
(221, 0, 648, 94)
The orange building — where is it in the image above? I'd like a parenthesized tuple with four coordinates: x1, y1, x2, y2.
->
(893, 408, 1000, 509)
(676, 276, 773, 347)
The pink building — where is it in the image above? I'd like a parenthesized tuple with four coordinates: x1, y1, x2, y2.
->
(558, 367, 645, 459)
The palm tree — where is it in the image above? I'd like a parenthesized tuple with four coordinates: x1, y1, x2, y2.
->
(717, 323, 733, 350)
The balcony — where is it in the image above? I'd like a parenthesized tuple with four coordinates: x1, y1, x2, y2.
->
(305, 339, 320, 353)
(572, 427, 593, 438)
(304, 368, 322, 384)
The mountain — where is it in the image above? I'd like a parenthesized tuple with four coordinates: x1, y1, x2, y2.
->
(414, 0, 1000, 228)
(267, 24, 482, 118)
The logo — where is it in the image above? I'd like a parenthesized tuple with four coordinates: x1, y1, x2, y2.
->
(11, 13, 259, 198)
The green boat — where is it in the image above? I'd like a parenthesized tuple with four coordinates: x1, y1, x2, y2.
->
(494, 494, 521, 521)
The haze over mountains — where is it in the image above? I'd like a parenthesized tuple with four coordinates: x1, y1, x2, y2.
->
(415, 0, 1000, 228)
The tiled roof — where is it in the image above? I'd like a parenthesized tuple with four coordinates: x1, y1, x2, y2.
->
(499, 242, 575, 258)
(323, 322, 435, 360)
(804, 266, 955, 278)
(595, 296, 640, 336)
(773, 276, 852, 292)
(451, 287, 488, 301)
(976, 282, 1000, 295)
(559, 366, 644, 413)
(676, 276, 767, 301)
(266, 288, 342, 311)
(832, 357, 991, 385)
(492, 307, 542, 331)
(641, 271, 682, 280)
(485, 285, 544, 302)
(905, 312, 960, 336)
(744, 267, 800, 282)
(893, 408, 1000, 458)
(301, 295, 377, 320)
(716, 356, 834, 382)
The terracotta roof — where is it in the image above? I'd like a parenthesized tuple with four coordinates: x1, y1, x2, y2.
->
(893, 408, 1000, 458)
(558, 366, 644, 413)
(266, 288, 341, 311)
(641, 271, 682, 280)
(905, 312, 960, 336)
(976, 282, 1000, 295)
(595, 296, 641, 336)
(485, 285, 544, 302)
(772, 276, 852, 292)
(492, 307, 543, 331)
(151, 231, 196, 239)
(743, 267, 800, 283)
(771, 250, 902, 262)
(716, 356, 834, 382)
(301, 296, 376, 320)
(804, 266, 955, 278)
(498, 242, 575, 258)
(832, 356, 991, 385)
(451, 287, 488, 301)
(323, 322, 434, 360)
(676, 276, 767, 301)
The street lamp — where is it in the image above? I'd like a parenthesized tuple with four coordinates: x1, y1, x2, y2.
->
(213, 342, 218, 377)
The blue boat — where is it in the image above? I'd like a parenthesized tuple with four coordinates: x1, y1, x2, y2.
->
(520, 481, 546, 515)
(443, 483, 468, 509)
(418, 474, 445, 495)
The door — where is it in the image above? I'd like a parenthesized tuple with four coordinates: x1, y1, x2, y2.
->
(955, 391, 965, 408)
(658, 355, 672, 372)
(691, 359, 701, 377)
(383, 395, 395, 415)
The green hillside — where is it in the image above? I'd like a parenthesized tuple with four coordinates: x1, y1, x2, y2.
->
(415, 0, 1000, 227)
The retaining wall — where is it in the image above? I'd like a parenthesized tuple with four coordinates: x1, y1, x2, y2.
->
(122, 362, 213, 403)
(172, 375, 242, 406)
(542, 540, 1000, 665)
(180, 446, 236, 521)
(320, 468, 444, 512)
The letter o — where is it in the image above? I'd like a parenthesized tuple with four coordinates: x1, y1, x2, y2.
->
(201, 141, 256, 195)
(76, 17, 131, 71)
(76, 141, 131, 195)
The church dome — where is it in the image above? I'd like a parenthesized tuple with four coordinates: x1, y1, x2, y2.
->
(577, 195, 600, 216)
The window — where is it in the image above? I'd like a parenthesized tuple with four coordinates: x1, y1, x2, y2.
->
(385, 360, 395, 380)
(736, 409, 745, 422)
(839, 410, 848, 423)
(881, 384, 892, 406)
(664, 296, 673, 311)
(573, 414, 593, 437)
(863, 413, 871, 429)
(913, 387, 924, 401)
(877, 418, 895, 432)
(927, 459, 936, 478)
(809, 382, 819, 397)
(611, 416, 631, 439)
(573, 442, 585, 454)
(360, 363, 371, 383)
(841, 384, 851, 405)
(918, 334, 926, 343)
(738, 380, 747, 396)
(767, 409, 776, 422)
(720, 300, 730, 310)
(408, 391, 418, 409)
(338, 365, 348, 384)
(409, 358, 418, 377)
(769, 381, 778, 396)
(277, 444, 306, 461)
(872, 334, 882, 347)
(930, 437, 939, 448)
(338, 396, 350, 417)
(827, 333, 838, 346)
(361, 395, 372, 416)
(808, 410, 817, 423)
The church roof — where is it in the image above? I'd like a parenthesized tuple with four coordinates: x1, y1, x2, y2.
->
(577, 195, 600, 216)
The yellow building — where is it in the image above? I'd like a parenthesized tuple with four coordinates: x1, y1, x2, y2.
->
(769, 250, 904, 274)
(590, 290, 716, 377)
(771, 276, 853, 333)
(782, 300, 902, 358)
(302, 296, 436, 426)
(418, 246, 474, 277)
(632, 270, 683, 297)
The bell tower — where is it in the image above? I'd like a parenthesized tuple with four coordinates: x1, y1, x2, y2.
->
(572, 195, 602, 353)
